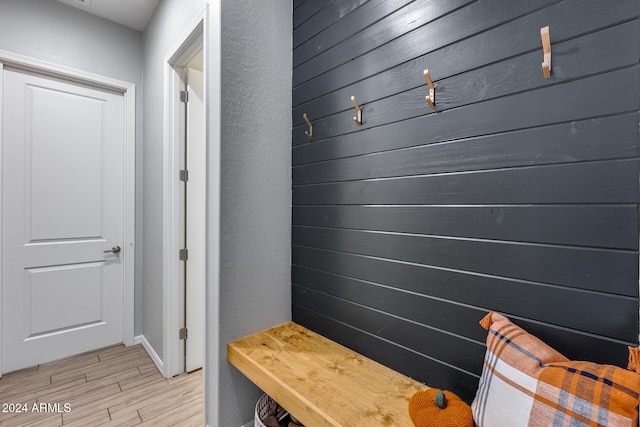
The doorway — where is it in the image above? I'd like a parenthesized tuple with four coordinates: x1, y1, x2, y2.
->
(163, 19, 205, 378)
(0, 53, 136, 374)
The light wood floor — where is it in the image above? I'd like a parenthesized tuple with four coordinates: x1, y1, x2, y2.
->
(0, 344, 204, 426)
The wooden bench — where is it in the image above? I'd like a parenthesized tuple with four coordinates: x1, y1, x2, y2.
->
(227, 322, 428, 427)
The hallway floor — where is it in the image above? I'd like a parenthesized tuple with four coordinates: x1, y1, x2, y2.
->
(0, 344, 203, 426)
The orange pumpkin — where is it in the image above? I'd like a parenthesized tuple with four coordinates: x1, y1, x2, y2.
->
(408, 389, 474, 427)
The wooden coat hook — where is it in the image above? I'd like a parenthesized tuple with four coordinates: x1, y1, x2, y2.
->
(540, 26, 551, 79)
(423, 69, 435, 108)
(351, 96, 362, 126)
(303, 113, 313, 140)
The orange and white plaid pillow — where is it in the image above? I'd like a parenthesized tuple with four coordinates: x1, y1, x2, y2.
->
(472, 312, 640, 427)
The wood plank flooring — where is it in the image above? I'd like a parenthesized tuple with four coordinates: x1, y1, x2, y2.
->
(0, 344, 204, 426)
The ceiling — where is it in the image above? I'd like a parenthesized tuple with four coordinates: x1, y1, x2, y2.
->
(56, 0, 160, 32)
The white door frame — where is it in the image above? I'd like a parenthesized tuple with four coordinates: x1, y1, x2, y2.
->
(162, 10, 206, 379)
(0, 50, 137, 374)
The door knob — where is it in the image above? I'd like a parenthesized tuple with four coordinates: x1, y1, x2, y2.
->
(103, 246, 121, 255)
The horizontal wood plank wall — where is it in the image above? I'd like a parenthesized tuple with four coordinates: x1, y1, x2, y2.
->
(291, 0, 640, 403)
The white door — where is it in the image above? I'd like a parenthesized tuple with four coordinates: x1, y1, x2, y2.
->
(185, 67, 204, 372)
(2, 68, 125, 373)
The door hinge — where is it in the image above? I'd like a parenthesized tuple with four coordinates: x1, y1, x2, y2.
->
(179, 248, 188, 261)
(179, 327, 188, 340)
(179, 169, 189, 182)
(180, 90, 189, 103)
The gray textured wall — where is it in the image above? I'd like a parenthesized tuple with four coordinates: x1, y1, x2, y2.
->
(206, 1, 292, 426)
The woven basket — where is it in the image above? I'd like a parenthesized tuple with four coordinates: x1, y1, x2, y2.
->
(254, 393, 278, 427)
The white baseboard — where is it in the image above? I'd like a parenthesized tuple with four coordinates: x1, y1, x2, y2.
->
(134, 335, 163, 374)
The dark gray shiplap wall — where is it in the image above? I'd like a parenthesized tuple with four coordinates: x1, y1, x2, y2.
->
(291, 0, 640, 402)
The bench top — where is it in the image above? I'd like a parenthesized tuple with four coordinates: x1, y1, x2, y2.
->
(227, 322, 427, 427)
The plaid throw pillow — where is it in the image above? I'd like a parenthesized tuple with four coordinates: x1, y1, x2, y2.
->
(472, 312, 640, 427)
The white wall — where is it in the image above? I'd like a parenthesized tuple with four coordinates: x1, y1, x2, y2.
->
(0, 0, 145, 336)
(141, 0, 204, 357)
(206, 1, 292, 425)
